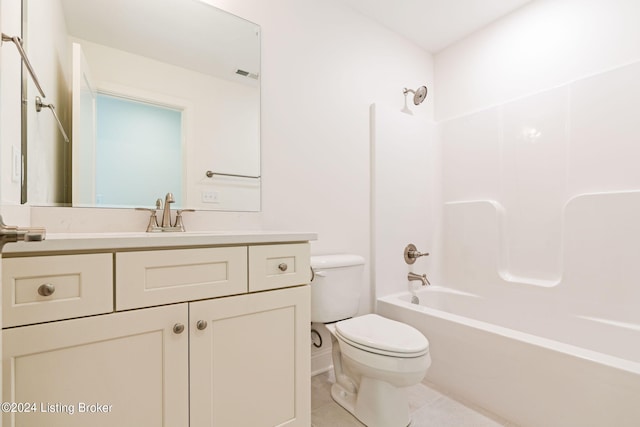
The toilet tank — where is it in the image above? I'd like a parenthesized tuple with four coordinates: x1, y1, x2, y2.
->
(310, 254, 365, 323)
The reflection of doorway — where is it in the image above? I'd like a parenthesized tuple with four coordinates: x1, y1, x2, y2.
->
(72, 42, 185, 208)
(71, 42, 97, 207)
(94, 93, 183, 207)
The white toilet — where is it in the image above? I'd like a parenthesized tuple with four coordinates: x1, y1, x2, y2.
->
(311, 254, 431, 427)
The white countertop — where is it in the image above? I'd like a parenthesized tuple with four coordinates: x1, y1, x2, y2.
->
(3, 230, 317, 254)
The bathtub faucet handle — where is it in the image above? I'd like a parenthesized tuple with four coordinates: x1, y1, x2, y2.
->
(408, 272, 431, 287)
(404, 243, 429, 264)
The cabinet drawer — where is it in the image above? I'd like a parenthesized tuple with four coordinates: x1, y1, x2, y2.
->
(116, 247, 247, 310)
(248, 243, 311, 292)
(2, 253, 113, 328)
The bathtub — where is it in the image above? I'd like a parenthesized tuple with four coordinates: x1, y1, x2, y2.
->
(377, 286, 640, 427)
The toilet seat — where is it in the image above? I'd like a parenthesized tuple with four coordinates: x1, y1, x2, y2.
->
(335, 314, 429, 358)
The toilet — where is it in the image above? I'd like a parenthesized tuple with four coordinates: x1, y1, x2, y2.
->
(311, 254, 431, 427)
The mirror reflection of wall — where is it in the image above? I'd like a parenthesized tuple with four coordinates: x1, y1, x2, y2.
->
(25, 0, 72, 206)
(24, 0, 261, 211)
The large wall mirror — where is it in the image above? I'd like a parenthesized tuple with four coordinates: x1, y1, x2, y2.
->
(23, 0, 260, 211)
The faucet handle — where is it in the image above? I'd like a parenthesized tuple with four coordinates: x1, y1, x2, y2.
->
(404, 243, 429, 264)
(174, 209, 195, 231)
(135, 207, 160, 232)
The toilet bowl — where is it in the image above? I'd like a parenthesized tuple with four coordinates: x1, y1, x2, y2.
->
(310, 254, 431, 427)
(326, 314, 430, 427)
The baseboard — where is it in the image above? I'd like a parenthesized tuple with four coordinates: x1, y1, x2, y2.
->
(311, 348, 332, 376)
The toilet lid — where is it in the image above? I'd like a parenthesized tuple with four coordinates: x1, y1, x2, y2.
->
(335, 314, 429, 356)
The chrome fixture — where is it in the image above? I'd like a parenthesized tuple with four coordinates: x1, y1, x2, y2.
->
(408, 272, 431, 287)
(161, 192, 175, 228)
(1, 33, 45, 97)
(196, 320, 208, 330)
(403, 85, 428, 105)
(38, 283, 56, 297)
(2, 34, 70, 143)
(0, 215, 46, 250)
(205, 170, 261, 179)
(173, 209, 195, 232)
(35, 96, 69, 143)
(136, 193, 194, 232)
(404, 243, 429, 264)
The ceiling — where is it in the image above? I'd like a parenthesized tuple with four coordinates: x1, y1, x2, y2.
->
(334, 0, 533, 53)
(60, 0, 260, 86)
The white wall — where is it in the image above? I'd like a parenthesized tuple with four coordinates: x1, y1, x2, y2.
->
(0, 0, 21, 206)
(25, 0, 71, 204)
(434, 0, 640, 324)
(371, 103, 437, 301)
(435, 0, 640, 121)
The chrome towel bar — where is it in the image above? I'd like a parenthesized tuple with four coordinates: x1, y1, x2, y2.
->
(205, 170, 261, 179)
(36, 96, 69, 143)
(2, 33, 70, 143)
(1, 33, 45, 97)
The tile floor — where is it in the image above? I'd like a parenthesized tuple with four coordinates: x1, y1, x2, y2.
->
(311, 370, 516, 427)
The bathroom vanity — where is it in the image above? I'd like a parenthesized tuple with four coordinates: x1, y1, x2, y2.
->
(1, 232, 314, 427)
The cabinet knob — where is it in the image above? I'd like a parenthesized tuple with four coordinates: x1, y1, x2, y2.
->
(173, 323, 185, 334)
(196, 320, 208, 330)
(37, 283, 56, 297)
(278, 263, 288, 272)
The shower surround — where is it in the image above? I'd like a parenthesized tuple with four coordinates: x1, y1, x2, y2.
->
(375, 60, 640, 426)
(439, 61, 640, 328)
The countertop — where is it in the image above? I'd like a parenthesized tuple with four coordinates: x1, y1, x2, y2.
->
(3, 230, 317, 254)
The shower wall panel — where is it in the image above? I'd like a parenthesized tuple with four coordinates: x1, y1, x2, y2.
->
(441, 61, 640, 305)
(569, 62, 640, 194)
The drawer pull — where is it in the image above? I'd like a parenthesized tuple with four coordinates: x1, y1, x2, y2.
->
(196, 320, 208, 330)
(37, 283, 56, 297)
(278, 263, 288, 272)
(173, 323, 185, 334)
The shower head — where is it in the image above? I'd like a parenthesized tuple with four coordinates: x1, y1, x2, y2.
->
(403, 85, 428, 105)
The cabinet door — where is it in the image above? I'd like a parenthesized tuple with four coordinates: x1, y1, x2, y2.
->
(3, 304, 189, 427)
(190, 286, 310, 427)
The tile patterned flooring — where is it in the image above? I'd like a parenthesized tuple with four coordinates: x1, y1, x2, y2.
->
(311, 370, 515, 427)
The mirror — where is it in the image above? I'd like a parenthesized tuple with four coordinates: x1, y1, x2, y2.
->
(24, 0, 260, 211)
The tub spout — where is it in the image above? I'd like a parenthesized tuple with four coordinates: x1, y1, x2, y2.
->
(408, 272, 431, 286)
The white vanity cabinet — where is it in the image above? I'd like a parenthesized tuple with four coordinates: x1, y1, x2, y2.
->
(3, 303, 190, 427)
(2, 238, 312, 427)
(190, 286, 309, 427)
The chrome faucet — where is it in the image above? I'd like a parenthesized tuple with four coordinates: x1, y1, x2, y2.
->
(408, 272, 431, 286)
(136, 193, 194, 232)
(0, 216, 46, 249)
(161, 192, 175, 228)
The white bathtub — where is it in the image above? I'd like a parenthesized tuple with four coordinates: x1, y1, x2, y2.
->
(377, 286, 640, 427)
